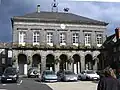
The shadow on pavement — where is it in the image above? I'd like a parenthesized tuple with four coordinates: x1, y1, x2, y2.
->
(34, 79, 53, 90)
(92, 80, 99, 83)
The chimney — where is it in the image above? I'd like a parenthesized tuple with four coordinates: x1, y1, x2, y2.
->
(115, 27, 120, 40)
(37, 5, 40, 13)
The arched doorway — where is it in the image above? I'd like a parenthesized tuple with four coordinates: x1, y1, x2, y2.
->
(46, 54, 55, 71)
(73, 54, 81, 74)
(59, 54, 68, 71)
(97, 54, 104, 70)
(85, 54, 93, 70)
(18, 54, 27, 75)
(32, 54, 41, 72)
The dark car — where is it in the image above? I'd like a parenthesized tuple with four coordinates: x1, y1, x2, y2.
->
(27, 67, 40, 78)
(1, 67, 19, 83)
(57, 70, 78, 82)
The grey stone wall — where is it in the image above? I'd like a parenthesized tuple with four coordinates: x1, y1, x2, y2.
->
(13, 22, 106, 45)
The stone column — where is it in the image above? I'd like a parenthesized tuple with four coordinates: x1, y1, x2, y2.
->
(55, 63, 59, 73)
(66, 62, 68, 70)
(41, 55, 46, 73)
(27, 56, 32, 70)
(93, 58, 99, 71)
(78, 62, 80, 73)
(68, 63, 73, 71)
(81, 55, 85, 72)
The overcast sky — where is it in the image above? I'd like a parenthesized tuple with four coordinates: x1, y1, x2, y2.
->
(0, 0, 120, 42)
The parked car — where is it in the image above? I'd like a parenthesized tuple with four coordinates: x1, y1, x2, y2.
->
(27, 67, 40, 78)
(78, 70, 100, 81)
(41, 70, 58, 82)
(1, 67, 19, 83)
(57, 70, 78, 82)
(78, 72, 87, 80)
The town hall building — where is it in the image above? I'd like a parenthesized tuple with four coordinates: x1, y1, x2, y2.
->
(11, 4, 108, 75)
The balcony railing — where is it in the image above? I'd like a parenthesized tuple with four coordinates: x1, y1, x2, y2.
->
(12, 43, 103, 50)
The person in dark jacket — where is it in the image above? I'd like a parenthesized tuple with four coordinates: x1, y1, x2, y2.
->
(97, 66, 120, 90)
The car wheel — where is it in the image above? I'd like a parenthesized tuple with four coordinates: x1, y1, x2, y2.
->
(1, 80, 5, 83)
(28, 75, 31, 78)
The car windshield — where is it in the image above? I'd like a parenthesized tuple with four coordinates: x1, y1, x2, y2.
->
(86, 71, 95, 74)
(45, 71, 55, 75)
(64, 71, 74, 75)
(4, 68, 16, 74)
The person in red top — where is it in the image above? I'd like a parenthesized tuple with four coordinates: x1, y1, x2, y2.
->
(97, 66, 120, 90)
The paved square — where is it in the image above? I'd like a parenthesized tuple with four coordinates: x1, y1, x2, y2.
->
(46, 81, 98, 90)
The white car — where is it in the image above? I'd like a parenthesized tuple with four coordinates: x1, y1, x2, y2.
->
(79, 70, 100, 80)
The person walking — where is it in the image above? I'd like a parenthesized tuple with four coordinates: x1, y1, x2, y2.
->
(97, 66, 120, 90)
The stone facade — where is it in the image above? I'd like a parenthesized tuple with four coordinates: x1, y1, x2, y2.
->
(11, 11, 108, 75)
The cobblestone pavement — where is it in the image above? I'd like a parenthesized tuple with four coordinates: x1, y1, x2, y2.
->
(45, 81, 98, 90)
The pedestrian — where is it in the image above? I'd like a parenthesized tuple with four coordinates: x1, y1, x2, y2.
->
(97, 66, 120, 90)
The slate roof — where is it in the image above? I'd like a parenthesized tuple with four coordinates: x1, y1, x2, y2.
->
(12, 11, 108, 26)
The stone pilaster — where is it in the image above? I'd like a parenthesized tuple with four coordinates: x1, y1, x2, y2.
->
(55, 63, 59, 73)
(93, 58, 99, 71)
(68, 63, 73, 71)
(41, 55, 46, 73)
(81, 55, 85, 72)
(27, 56, 32, 70)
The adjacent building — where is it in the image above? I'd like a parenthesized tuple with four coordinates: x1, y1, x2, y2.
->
(103, 28, 120, 70)
(11, 5, 108, 75)
(0, 43, 12, 74)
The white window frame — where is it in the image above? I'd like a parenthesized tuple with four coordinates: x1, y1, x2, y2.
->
(33, 32, 40, 45)
(19, 31, 26, 46)
(72, 33, 79, 46)
(47, 32, 53, 46)
(60, 33, 66, 46)
(96, 34, 103, 47)
(84, 33, 91, 46)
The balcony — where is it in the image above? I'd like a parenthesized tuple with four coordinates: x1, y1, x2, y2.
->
(12, 43, 102, 50)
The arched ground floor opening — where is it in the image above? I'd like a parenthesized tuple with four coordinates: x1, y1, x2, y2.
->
(85, 54, 94, 70)
(14, 50, 101, 75)
(46, 54, 55, 71)
(18, 54, 27, 75)
(72, 54, 81, 74)
(32, 54, 41, 72)
(59, 54, 68, 71)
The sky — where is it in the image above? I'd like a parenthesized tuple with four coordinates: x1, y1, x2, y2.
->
(0, 0, 120, 42)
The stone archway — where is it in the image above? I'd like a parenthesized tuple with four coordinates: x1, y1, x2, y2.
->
(46, 54, 55, 71)
(18, 54, 27, 75)
(32, 54, 41, 72)
(85, 54, 93, 70)
(97, 54, 104, 70)
(73, 54, 81, 74)
(59, 54, 68, 71)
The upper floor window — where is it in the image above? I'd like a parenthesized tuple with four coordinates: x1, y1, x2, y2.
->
(84, 33, 91, 46)
(72, 33, 79, 46)
(47, 32, 53, 46)
(19, 31, 26, 46)
(2, 58, 5, 64)
(60, 33, 66, 45)
(96, 34, 103, 46)
(33, 32, 40, 45)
